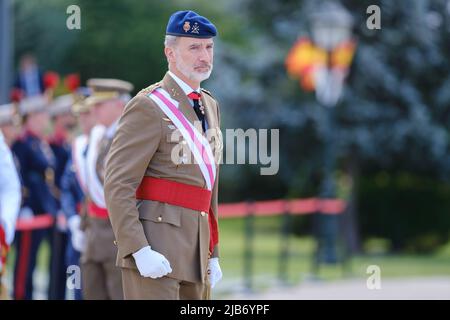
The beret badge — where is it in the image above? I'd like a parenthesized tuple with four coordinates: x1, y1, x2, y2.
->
(183, 21, 191, 33)
(191, 22, 200, 34)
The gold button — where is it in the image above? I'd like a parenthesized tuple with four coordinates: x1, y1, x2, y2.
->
(200, 211, 206, 217)
(113, 240, 117, 246)
(157, 216, 162, 222)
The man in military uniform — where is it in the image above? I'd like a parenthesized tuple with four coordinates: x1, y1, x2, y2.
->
(0, 129, 21, 246)
(0, 106, 22, 299)
(104, 10, 223, 300)
(12, 95, 58, 300)
(61, 90, 96, 300)
(47, 94, 77, 299)
(81, 78, 133, 300)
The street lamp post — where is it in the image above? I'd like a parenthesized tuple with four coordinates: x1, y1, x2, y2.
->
(0, 0, 13, 104)
(309, 1, 354, 270)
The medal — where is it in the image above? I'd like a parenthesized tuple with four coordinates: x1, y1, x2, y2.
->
(199, 101, 205, 115)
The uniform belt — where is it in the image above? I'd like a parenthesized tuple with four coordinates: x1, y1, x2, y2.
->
(136, 176, 218, 254)
(87, 201, 109, 219)
(136, 177, 211, 212)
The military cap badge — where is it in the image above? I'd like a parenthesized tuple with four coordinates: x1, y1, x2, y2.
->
(183, 21, 191, 33)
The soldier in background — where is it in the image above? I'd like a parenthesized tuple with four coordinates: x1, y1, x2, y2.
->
(61, 88, 96, 300)
(47, 94, 77, 300)
(81, 78, 133, 299)
(0, 106, 22, 300)
(11, 95, 58, 300)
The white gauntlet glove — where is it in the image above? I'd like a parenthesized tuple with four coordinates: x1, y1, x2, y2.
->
(67, 215, 85, 253)
(208, 257, 222, 288)
(132, 245, 172, 279)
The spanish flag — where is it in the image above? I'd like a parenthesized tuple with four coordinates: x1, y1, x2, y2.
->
(285, 37, 327, 91)
(331, 40, 356, 70)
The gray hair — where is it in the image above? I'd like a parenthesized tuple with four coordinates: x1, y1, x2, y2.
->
(164, 35, 179, 48)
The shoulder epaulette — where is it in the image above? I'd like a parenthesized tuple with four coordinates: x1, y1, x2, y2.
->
(138, 82, 162, 96)
(200, 88, 215, 99)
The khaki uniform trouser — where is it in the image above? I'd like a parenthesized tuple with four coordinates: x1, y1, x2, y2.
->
(81, 260, 123, 300)
(121, 267, 211, 300)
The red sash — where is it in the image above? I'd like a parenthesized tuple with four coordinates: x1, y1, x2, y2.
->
(87, 201, 109, 219)
(136, 176, 218, 254)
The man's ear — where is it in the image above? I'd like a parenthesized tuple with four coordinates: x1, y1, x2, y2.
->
(164, 47, 175, 63)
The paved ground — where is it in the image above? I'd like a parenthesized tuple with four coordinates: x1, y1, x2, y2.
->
(223, 277, 450, 300)
(4, 270, 450, 300)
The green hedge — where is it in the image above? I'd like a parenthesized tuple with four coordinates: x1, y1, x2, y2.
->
(358, 172, 450, 253)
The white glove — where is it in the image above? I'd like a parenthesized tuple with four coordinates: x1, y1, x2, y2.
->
(68, 215, 85, 252)
(208, 257, 222, 288)
(56, 211, 68, 232)
(132, 245, 172, 279)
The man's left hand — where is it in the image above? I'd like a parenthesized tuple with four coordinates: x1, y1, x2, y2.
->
(207, 257, 222, 288)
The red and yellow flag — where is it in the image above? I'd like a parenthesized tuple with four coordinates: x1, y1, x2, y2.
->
(285, 37, 328, 91)
(285, 37, 356, 92)
(331, 40, 356, 70)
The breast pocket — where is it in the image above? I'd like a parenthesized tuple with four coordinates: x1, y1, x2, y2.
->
(166, 128, 182, 144)
(205, 126, 223, 164)
(138, 200, 182, 227)
(159, 119, 181, 161)
(164, 127, 193, 167)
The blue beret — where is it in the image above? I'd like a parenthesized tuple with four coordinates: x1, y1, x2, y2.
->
(166, 10, 217, 39)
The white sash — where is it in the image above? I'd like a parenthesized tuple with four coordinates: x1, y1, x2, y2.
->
(148, 88, 216, 191)
(72, 134, 88, 193)
(85, 124, 106, 208)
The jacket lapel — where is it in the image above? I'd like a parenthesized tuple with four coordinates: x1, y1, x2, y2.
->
(201, 93, 216, 133)
(162, 72, 217, 138)
(162, 73, 199, 128)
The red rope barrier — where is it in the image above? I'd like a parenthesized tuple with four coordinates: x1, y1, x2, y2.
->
(219, 198, 346, 218)
(15, 214, 54, 231)
(12, 198, 346, 230)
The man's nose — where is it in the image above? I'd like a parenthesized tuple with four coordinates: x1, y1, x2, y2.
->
(198, 47, 211, 62)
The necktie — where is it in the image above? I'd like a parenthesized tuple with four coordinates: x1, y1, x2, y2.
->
(187, 91, 206, 132)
